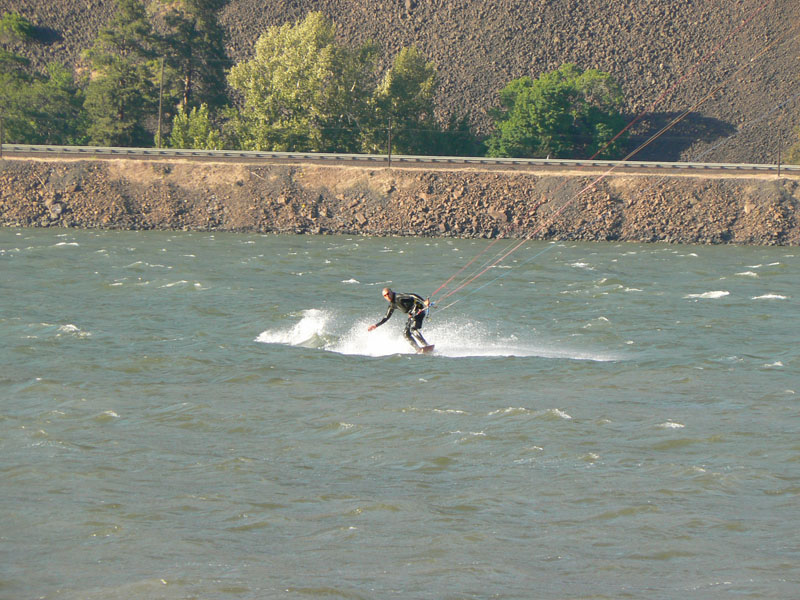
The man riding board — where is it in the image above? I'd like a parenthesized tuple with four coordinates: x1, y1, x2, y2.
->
(368, 287, 432, 353)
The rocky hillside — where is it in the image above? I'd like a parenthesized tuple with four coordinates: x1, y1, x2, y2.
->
(4, 0, 799, 163)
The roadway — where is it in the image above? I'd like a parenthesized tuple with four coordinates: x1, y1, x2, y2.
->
(2, 143, 798, 177)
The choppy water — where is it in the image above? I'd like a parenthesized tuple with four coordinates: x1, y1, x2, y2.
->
(1, 228, 798, 599)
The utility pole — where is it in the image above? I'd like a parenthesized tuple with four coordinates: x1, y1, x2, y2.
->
(387, 116, 392, 168)
(157, 57, 165, 148)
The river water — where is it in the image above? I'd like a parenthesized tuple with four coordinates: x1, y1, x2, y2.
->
(1, 228, 798, 599)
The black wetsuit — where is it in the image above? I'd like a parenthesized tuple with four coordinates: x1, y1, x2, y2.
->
(374, 292, 429, 349)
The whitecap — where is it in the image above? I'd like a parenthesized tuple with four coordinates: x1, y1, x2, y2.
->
(488, 407, 532, 416)
(570, 262, 595, 270)
(735, 271, 759, 278)
(684, 291, 729, 299)
(53, 242, 79, 247)
(255, 309, 332, 347)
(657, 421, 685, 429)
(341, 278, 360, 284)
(258, 310, 621, 361)
(57, 324, 91, 338)
(546, 408, 573, 420)
(752, 294, 787, 300)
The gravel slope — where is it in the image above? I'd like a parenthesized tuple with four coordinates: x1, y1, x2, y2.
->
(3, 0, 799, 163)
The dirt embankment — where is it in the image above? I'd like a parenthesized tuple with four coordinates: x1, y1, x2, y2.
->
(1, 158, 799, 245)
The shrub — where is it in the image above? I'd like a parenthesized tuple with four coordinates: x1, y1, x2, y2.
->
(0, 11, 36, 44)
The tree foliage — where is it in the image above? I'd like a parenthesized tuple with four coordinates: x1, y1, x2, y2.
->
(0, 52, 87, 145)
(369, 46, 437, 155)
(227, 12, 377, 152)
(169, 103, 221, 148)
(156, 0, 230, 112)
(787, 127, 800, 165)
(0, 11, 35, 44)
(487, 64, 627, 159)
(83, 0, 159, 146)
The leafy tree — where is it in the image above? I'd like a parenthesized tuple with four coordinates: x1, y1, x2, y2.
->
(0, 52, 87, 145)
(369, 46, 437, 155)
(487, 64, 627, 159)
(787, 127, 800, 165)
(83, 0, 159, 146)
(227, 12, 377, 152)
(0, 11, 35, 44)
(169, 103, 221, 148)
(156, 0, 231, 112)
(429, 112, 484, 157)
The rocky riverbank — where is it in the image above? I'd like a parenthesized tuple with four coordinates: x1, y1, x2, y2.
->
(1, 158, 798, 245)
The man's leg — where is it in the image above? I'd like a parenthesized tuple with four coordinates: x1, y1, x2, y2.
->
(409, 314, 428, 347)
(403, 318, 422, 350)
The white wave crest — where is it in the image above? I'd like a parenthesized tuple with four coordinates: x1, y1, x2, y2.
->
(57, 324, 91, 338)
(255, 309, 332, 347)
(752, 294, 787, 300)
(657, 421, 685, 429)
(684, 291, 729, 299)
(256, 309, 620, 360)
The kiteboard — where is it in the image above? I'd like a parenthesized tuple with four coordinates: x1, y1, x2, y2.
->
(417, 344, 435, 354)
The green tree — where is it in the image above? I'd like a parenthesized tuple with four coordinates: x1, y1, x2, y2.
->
(787, 127, 800, 165)
(0, 52, 87, 145)
(227, 12, 377, 152)
(429, 112, 483, 157)
(369, 46, 437, 155)
(83, 0, 159, 146)
(156, 0, 231, 112)
(0, 11, 35, 44)
(487, 64, 627, 159)
(169, 103, 221, 148)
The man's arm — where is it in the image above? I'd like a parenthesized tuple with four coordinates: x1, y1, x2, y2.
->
(368, 304, 395, 331)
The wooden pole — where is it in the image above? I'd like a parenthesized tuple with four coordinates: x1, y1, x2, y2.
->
(387, 116, 392, 168)
(157, 57, 165, 148)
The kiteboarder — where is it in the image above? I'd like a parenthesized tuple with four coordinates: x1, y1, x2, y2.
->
(368, 287, 433, 353)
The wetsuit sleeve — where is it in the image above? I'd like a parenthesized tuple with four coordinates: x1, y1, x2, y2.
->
(374, 303, 395, 327)
(408, 294, 427, 316)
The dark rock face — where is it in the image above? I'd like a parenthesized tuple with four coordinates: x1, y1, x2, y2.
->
(7, 0, 800, 164)
(2, 158, 798, 246)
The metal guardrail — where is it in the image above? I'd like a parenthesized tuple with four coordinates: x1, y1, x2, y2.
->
(2, 143, 798, 173)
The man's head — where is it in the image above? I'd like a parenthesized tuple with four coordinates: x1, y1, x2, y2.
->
(382, 287, 394, 302)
